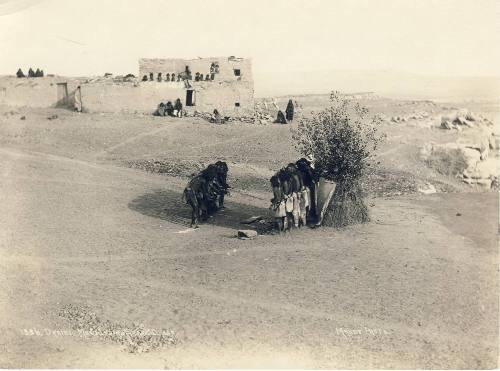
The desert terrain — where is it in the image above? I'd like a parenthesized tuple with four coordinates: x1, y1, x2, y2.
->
(0, 96, 498, 368)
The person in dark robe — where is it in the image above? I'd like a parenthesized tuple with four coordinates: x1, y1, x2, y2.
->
(214, 161, 230, 208)
(194, 72, 200, 81)
(185, 66, 192, 80)
(154, 102, 165, 116)
(183, 166, 216, 228)
(296, 158, 319, 224)
(28, 68, 35, 77)
(157, 73, 162, 82)
(285, 99, 294, 122)
(34, 68, 41, 77)
(176, 75, 181, 82)
(205, 74, 210, 81)
(275, 110, 287, 124)
(149, 72, 154, 81)
(165, 101, 174, 116)
(142, 75, 148, 81)
(165, 73, 170, 82)
(171, 73, 176, 82)
(211, 109, 222, 124)
(16, 68, 25, 78)
(174, 98, 183, 117)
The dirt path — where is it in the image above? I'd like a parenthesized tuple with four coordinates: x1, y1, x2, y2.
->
(0, 143, 497, 368)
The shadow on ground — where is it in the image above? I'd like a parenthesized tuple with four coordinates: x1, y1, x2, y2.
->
(128, 189, 273, 233)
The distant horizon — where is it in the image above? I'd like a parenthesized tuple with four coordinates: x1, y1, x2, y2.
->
(3, 66, 499, 101)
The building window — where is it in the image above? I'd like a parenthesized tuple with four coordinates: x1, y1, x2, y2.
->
(235, 102, 240, 107)
(233, 69, 241, 76)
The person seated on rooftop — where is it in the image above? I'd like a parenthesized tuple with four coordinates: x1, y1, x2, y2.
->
(149, 72, 154, 81)
(185, 66, 192, 80)
(214, 63, 220, 73)
(16, 68, 25, 78)
(177, 74, 181, 82)
(142, 75, 148, 81)
(165, 73, 170, 82)
(205, 74, 210, 81)
(195, 72, 200, 81)
(157, 72, 163, 82)
(171, 73, 176, 82)
(28, 68, 35, 78)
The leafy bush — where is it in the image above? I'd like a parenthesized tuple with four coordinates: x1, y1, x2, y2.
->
(293, 92, 384, 184)
(293, 92, 384, 227)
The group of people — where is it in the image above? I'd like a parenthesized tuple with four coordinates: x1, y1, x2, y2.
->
(16, 68, 44, 78)
(154, 98, 184, 117)
(275, 99, 295, 124)
(194, 62, 220, 81)
(142, 63, 221, 83)
(270, 158, 319, 232)
(144, 72, 182, 82)
(183, 161, 230, 228)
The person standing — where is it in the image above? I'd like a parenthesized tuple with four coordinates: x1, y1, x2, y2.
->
(285, 99, 294, 122)
(74, 86, 82, 113)
(174, 98, 183, 117)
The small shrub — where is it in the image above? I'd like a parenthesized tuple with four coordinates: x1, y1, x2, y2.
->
(425, 148, 468, 177)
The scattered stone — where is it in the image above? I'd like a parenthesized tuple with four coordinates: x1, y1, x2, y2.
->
(418, 182, 437, 194)
(241, 216, 263, 224)
(440, 119, 452, 129)
(476, 178, 493, 189)
(47, 114, 58, 120)
(237, 230, 258, 239)
(20, 115, 26, 120)
(58, 304, 176, 353)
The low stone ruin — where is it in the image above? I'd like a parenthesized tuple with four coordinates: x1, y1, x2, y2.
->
(420, 114, 498, 189)
(439, 109, 493, 131)
(391, 111, 429, 123)
(192, 104, 273, 124)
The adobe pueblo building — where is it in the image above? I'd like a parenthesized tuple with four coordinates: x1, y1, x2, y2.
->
(0, 56, 254, 116)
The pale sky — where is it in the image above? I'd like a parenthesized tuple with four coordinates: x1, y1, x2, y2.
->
(1, 0, 499, 98)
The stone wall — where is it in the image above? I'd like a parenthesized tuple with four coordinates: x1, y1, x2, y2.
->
(0, 76, 81, 108)
(81, 81, 186, 113)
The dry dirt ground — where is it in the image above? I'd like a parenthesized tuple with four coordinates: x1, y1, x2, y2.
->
(0, 98, 498, 368)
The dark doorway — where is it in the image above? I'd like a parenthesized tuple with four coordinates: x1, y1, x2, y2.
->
(186, 90, 195, 106)
(56, 83, 69, 107)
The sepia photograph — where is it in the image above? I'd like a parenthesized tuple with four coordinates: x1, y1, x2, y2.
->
(0, 0, 498, 368)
